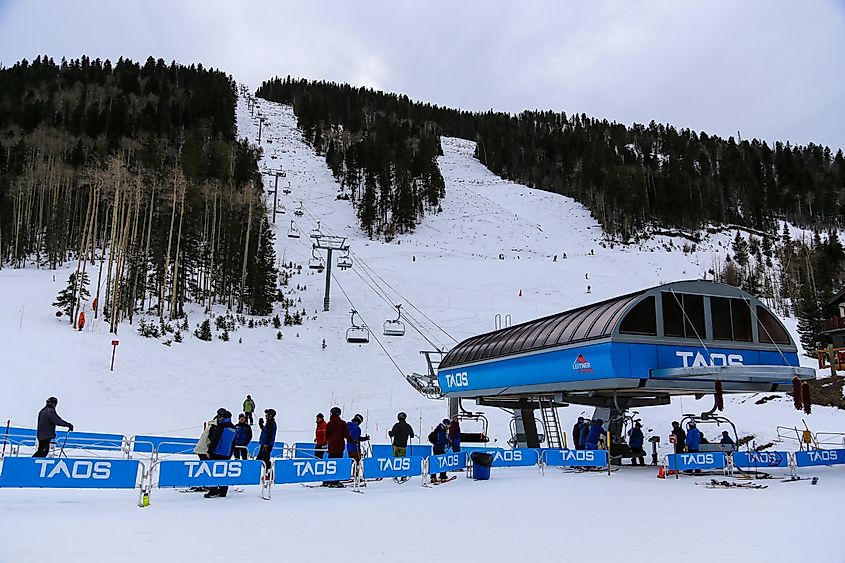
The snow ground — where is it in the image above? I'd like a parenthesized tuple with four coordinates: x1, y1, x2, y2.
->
(1, 90, 843, 562)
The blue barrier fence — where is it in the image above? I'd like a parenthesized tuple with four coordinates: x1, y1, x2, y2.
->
(732, 451, 789, 469)
(158, 460, 264, 488)
(543, 449, 609, 467)
(132, 435, 197, 455)
(794, 448, 845, 467)
(0, 457, 140, 488)
(667, 452, 726, 471)
(246, 441, 287, 457)
(2, 428, 123, 452)
(363, 456, 424, 479)
(2, 427, 37, 447)
(274, 458, 355, 484)
(428, 451, 467, 474)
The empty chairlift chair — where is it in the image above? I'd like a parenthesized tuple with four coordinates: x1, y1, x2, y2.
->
(346, 310, 370, 344)
(337, 248, 353, 271)
(309, 246, 325, 272)
(309, 220, 323, 240)
(287, 220, 300, 239)
(294, 202, 304, 217)
(383, 304, 406, 337)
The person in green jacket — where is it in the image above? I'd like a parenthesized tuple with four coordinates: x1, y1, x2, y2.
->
(243, 395, 256, 425)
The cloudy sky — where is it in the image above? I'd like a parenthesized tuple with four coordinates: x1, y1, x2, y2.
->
(1, 1, 843, 150)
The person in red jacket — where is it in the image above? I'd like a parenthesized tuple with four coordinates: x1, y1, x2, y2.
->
(314, 413, 328, 459)
(325, 406, 350, 488)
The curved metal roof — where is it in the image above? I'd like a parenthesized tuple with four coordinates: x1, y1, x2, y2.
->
(439, 280, 794, 370)
(440, 289, 645, 370)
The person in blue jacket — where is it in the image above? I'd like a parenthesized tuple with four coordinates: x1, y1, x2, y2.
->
(584, 418, 605, 450)
(628, 421, 645, 465)
(685, 422, 702, 453)
(346, 414, 370, 462)
(233, 413, 252, 460)
(428, 419, 451, 482)
(579, 421, 590, 450)
(205, 409, 236, 498)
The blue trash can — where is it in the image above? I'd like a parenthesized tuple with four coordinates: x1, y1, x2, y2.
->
(471, 452, 494, 480)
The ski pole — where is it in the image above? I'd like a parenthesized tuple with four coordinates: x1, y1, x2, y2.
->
(2, 419, 9, 458)
(58, 430, 70, 458)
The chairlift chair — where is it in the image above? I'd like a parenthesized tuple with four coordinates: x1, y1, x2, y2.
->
(383, 304, 406, 337)
(309, 220, 323, 240)
(283, 188, 292, 195)
(337, 248, 353, 271)
(309, 246, 325, 272)
(346, 310, 370, 344)
(294, 202, 304, 217)
(287, 221, 300, 239)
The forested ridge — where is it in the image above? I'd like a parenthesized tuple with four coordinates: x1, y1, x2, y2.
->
(0, 56, 278, 333)
(258, 77, 845, 242)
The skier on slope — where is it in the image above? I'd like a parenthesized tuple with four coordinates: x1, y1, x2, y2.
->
(257, 408, 277, 469)
(572, 416, 586, 450)
(448, 415, 461, 453)
(389, 412, 415, 457)
(243, 395, 256, 425)
(233, 413, 252, 460)
(33, 397, 73, 458)
(325, 407, 351, 488)
(205, 409, 236, 498)
(314, 413, 328, 459)
(584, 418, 605, 450)
(346, 414, 370, 463)
(428, 419, 451, 483)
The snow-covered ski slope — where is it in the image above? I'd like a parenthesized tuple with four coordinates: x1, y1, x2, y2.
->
(0, 90, 843, 563)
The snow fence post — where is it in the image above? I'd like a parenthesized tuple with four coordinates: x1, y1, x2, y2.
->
(110, 339, 119, 371)
(606, 431, 612, 476)
(137, 461, 153, 508)
(260, 462, 273, 500)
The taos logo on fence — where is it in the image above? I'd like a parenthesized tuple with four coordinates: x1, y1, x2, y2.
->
(681, 453, 715, 464)
(445, 371, 469, 388)
(378, 457, 411, 471)
(675, 351, 744, 368)
(184, 461, 241, 478)
(293, 460, 337, 477)
(572, 354, 593, 373)
(806, 450, 839, 462)
(35, 459, 112, 480)
(561, 450, 595, 462)
(493, 450, 523, 463)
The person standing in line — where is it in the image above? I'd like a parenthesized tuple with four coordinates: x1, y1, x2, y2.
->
(33, 397, 73, 458)
(428, 419, 451, 483)
(579, 420, 591, 451)
(628, 421, 646, 466)
(389, 412, 415, 457)
(314, 413, 328, 459)
(685, 422, 703, 474)
(448, 415, 461, 453)
(346, 414, 370, 463)
(325, 407, 351, 488)
(256, 408, 277, 469)
(233, 413, 252, 460)
(194, 414, 218, 461)
(572, 417, 586, 450)
(205, 409, 236, 498)
(670, 421, 686, 454)
(584, 418, 605, 450)
(243, 395, 256, 425)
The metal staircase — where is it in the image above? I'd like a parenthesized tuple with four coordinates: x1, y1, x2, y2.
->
(539, 398, 563, 449)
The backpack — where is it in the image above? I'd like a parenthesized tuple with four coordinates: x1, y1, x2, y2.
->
(428, 429, 438, 445)
(213, 426, 236, 456)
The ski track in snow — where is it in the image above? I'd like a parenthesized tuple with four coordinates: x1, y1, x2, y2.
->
(0, 89, 842, 562)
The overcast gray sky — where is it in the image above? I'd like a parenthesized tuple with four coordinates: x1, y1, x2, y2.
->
(1, 1, 843, 150)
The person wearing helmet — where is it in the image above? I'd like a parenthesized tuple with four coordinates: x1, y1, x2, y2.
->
(205, 409, 236, 498)
(584, 418, 605, 450)
(256, 408, 277, 469)
(243, 395, 256, 425)
(346, 414, 370, 463)
(685, 421, 702, 453)
(33, 397, 73, 458)
(314, 413, 328, 458)
(389, 412, 415, 457)
(428, 419, 451, 482)
(325, 407, 351, 487)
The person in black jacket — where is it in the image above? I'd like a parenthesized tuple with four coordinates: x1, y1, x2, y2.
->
(205, 409, 236, 498)
(389, 412, 415, 457)
(257, 409, 277, 469)
(572, 417, 586, 450)
(670, 421, 686, 454)
(33, 397, 73, 457)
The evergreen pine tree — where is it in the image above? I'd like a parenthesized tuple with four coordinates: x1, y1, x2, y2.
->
(732, 233, 750, 268)
(195, 319, 212, 341)
(796, 276, 824, 356)
(52, 272, 90, 317)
